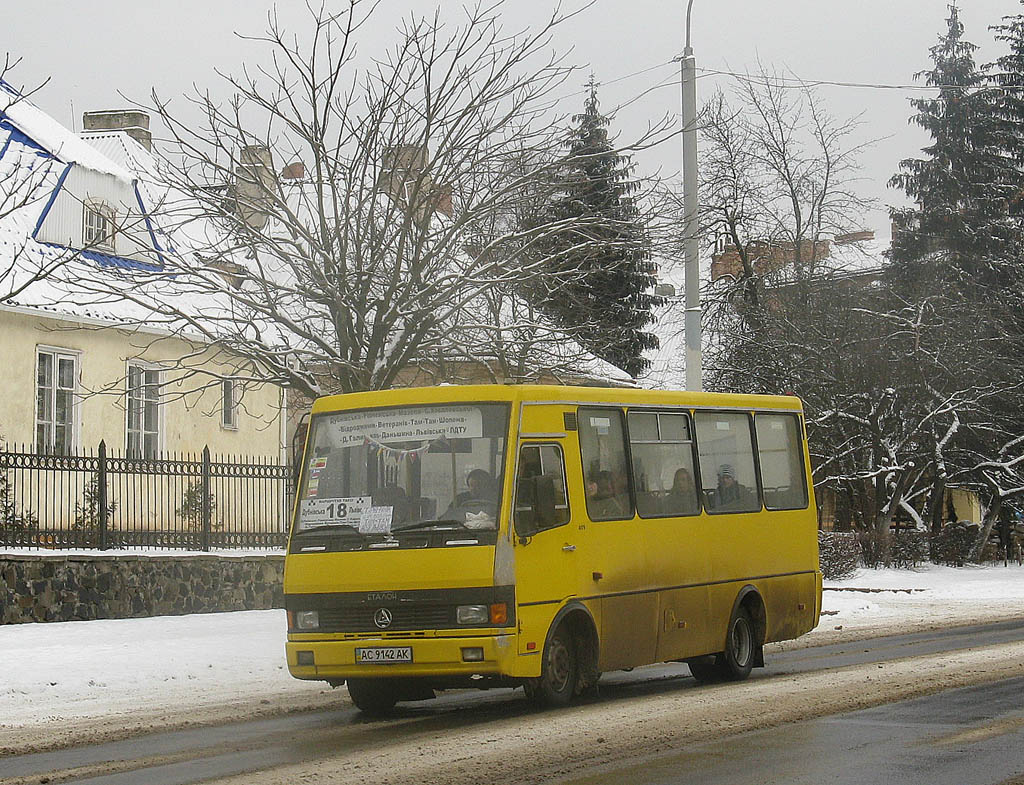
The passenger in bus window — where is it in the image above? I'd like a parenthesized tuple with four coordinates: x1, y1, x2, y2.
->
(587, 470, 626, 518)
(665, 467, 699, 515)
(716, 464, 754, 511)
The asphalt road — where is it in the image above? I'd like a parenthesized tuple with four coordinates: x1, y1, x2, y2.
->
(3, 619, 1024, 785)
(561, 676, 1024, 785)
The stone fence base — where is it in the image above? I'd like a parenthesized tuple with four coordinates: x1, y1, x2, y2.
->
(1, 553, 284, 624)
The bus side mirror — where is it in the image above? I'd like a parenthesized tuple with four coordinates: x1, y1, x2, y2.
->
(514, 475, 557, 539)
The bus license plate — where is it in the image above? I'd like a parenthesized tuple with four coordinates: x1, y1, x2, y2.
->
(355, 647, 413, 664)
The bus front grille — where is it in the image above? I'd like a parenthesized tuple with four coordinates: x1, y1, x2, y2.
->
(317, 604, 454, 633)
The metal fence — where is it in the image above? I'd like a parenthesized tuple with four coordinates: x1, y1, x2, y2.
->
(0, 441, 293, 550)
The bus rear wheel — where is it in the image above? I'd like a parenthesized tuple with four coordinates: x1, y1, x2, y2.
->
(688, 606, 756, 683)
(527, 624, 579, 706)
(346, 678, 399, 716)
(720, 606, 755, 680)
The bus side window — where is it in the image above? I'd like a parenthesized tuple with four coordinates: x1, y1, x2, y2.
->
(628, 410, 700, 518)
(578, 407, 633, 521)
(514, 444, 571, 536)
(755, 414, 809, 510)
(694, 411, 761, 514)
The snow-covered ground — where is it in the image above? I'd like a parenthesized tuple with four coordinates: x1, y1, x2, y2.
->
(1, 564, 1022, 752)
(811, 563, 1024, 643)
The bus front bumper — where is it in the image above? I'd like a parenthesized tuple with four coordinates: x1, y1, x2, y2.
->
(286, 633, 524, 681)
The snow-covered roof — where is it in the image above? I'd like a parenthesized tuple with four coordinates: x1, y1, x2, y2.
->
(0, 89, 214, 334)
(1, 83, 132, 181)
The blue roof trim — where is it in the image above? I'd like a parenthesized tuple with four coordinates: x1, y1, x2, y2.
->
(0, 115, 52, 158)
(31, 161, 73, 239)
(132, 181, 169, 267)
(0, 127, 11, 163)
(39, 242, 164, 272)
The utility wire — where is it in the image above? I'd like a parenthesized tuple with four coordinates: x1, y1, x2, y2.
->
(555, 59, 678, 103)
(697, 66, 1024, 93)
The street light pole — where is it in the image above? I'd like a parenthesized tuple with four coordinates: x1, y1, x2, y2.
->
(680, 0, 702, 392)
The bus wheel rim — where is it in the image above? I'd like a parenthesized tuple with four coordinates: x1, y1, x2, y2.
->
(548, 636, 571, 692)
(731, 617, 752, 666)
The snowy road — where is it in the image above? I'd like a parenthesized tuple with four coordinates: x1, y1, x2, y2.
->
(2, 564, 1023, 783)
(3, 619, 1024, 785)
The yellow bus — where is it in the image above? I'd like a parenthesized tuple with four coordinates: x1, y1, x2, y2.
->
(284, 384, 821, 713)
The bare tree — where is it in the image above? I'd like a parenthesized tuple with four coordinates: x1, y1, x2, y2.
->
(695, 72, 872, 333)
(58, 1, 660, 400)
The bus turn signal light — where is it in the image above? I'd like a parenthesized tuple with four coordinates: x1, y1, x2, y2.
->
(490, 603, 508, 625)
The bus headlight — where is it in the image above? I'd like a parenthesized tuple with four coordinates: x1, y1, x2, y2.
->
(456, 605, 489, 625)
(294, 610, 320, 630)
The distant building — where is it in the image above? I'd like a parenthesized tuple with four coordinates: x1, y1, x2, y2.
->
(709, 230, 883, 287)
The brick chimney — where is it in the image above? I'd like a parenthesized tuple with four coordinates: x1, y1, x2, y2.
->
(280, 161, 305, 181)
(236, 145, 276, 231)
(82, 110, 152, 151)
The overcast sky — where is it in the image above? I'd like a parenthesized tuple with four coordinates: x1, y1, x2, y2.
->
(5, 1, 1021, 240)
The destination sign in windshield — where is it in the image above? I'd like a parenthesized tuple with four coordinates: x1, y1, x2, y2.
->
(323, 406, 483, 448)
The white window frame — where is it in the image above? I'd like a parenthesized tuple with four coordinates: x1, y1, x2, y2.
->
(126, 362, 163, 458)
(83, 201, 116, 252)
(35, 346, 81, 455)
(221, 378, 240, 430)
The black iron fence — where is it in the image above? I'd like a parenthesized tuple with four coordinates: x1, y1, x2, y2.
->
(0, 441, 293, 550)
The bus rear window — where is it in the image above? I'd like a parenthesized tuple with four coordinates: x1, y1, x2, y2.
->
(755, 414, 808, 510)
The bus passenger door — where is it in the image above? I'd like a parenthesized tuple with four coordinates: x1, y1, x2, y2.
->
(511, 440, 590, 651)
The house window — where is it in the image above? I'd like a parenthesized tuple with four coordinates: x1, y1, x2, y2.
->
(221, 378, 238, 429)
(84, 203, 115, 251)
(127, 364, 161, 458)
(36, 349, 78, 454)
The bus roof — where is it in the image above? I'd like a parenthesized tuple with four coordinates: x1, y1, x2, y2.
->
(310, 384, 803, 415)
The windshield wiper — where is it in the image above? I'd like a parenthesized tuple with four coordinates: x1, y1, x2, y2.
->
(293, 524, 362, 536)
(389, 519, 467, 533)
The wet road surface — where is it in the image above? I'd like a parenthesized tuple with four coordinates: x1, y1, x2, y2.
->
(560, 676, 1024, 785)
(3, 619, 1023, 785)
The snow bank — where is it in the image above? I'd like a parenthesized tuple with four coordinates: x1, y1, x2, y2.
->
(810, 563, 1024, 641)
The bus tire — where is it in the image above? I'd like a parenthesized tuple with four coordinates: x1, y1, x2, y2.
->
(346, 678, 399, 716)
(530, 624, 579, 706)
(720, 606, 755, 681)
(687, 656, 722, 683)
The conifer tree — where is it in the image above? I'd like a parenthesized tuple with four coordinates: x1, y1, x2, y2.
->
(889, 4, 1018, 295)
(888, 4, 1024, 554)
(534, 79, 662, 378)
(990, 3, 1024, 178)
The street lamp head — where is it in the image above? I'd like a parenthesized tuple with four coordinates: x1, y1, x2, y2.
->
(685, 0, 696, 53)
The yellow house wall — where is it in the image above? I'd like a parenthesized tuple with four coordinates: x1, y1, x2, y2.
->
(950, 488, 982, 524)
(0, 307, 283, 458)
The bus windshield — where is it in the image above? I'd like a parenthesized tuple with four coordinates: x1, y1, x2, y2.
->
(293, 402, 510, 546)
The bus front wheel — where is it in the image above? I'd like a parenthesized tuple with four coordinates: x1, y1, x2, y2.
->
(527, 624, 579, 706)
(346, 678, 399, 716)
